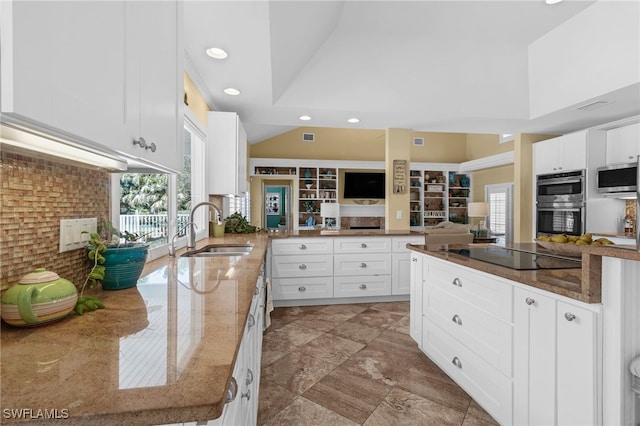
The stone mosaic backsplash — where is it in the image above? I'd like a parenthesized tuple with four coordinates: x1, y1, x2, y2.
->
(1, 150, 111, 291)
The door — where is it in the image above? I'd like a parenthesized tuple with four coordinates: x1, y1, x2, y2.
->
(264, 185, 291, 230)
(485, 183, 514, 244)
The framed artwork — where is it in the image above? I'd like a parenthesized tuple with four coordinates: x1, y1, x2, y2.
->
(266, 193, 280, 215)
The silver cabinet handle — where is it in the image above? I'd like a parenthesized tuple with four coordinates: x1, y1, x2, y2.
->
(298, 286, 306, 292)
(452, 314, 462, 326)
(241, 389, 251, 401)
(299, 244, 307, 250)
(146, 142, 156, 152)
(359, 284, 367, 290)
(565, 312, 576, 321)
(133, 137, 147, 149)
(360, 263, 367, 268)
(248, 314, 255, 329)
(452, 278, 462, 287)
(525, 297, 535, 306)
(412, 257, 417, 263)
(452, 357, 462, 369)
(299, 264, 307, 270)
(246, 368, 254, 386)
(226, 377, 238, 403)
(361, 243, 367, 248)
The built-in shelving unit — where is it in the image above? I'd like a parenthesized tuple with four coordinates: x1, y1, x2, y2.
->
(298, 167, 337, 229)
(448, 172, 471, 224)
(409, 171, 422, 226)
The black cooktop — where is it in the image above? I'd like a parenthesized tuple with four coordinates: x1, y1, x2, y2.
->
(446, 246, 581, 270)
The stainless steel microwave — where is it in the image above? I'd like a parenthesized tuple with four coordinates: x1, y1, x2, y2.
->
(597, 162, 637, 193)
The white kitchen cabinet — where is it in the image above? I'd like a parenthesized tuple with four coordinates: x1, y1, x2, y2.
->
(533, 131, 587, 175)
(391, 236, 424, 295)
(605, 123, 640, 166)
(1, 1, 127, 149)
(124, 1, 184, 172)
(208, 112, 248, 195)
(409, 253, 423, 346)
(1, 0, 183, 173)
(513, 287, 600, 426)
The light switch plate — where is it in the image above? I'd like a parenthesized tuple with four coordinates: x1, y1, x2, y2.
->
(59, 218, 97, 253)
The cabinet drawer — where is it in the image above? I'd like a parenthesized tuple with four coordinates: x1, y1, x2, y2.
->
(333, 237, 391, 253)
(271, 254, 333, 278)
(426, 284, 513, 377)
(391, 236, 424, 253)
(334, 254, 391, 276)
(272, 277, 333, 300)
(271, 238, 332, 255)
(423, 322, 512, 426)
(428, 259, 513, 321)
(334, 275, 392, 298)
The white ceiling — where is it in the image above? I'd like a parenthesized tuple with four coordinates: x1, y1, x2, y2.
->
(184, 0, 640, 144)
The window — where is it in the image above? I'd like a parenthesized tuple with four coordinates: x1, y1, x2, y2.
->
(486, 183, 514, 243)
(116, 108, 207, 260)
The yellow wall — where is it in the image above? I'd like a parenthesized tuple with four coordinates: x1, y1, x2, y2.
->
(471, 164, 514, 202)
(386, 129, 412, 230)
(465, 133, 514, 160)
(250, 127, 386, 160)
(183, 73, 211, 127)
(409, 131, 468, 163)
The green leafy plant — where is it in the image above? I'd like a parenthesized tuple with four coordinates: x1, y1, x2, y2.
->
(224, 213, 259, 234)
(75, 221, 147, 315)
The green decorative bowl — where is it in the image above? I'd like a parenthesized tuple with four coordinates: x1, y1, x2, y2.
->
(1, 268, 78, 327)
(101, 245, 149, 290)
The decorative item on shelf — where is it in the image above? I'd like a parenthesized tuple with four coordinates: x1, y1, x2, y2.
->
(468, 202, 489, 237)
(326, 169, 333, 177)
(320, 202, 340, 229)
(306, 216, 316, 227)
(460, 175, 470, 188)
(303, 200, 316, 213)
(305, 183, 312, 189)
(304, 168, 312, 179)
(449, 171, 456, 185)
(437, 175, 446, 183)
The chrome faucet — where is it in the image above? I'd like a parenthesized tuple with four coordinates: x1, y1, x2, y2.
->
(187, 202, 222, 250)
(168, 222, 195, 257)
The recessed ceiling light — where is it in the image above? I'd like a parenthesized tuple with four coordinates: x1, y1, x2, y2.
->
(347, 118, 360, 124)
(223, 87, 240, 96)
(206, 47, 228, 59)
(545, 0, 563, 4)
(299, 115, 311, 121)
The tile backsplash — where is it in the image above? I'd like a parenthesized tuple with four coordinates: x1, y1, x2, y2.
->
(1, 150, 111, 291)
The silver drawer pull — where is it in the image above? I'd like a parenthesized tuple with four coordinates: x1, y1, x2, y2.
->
(299, 264, 307, 270)
(298, 286, 306, 292)
(246, 368, 254, 385)
(452, 278, 462, 287)
(241, 389, 251, 401)
(525, 297, 535, 306)
(226, 377, 238, 403)
(299, 244, 307, 250)
(247, 314, 255, 329)
(565, 312, 576, 321)
(360, 263, 367, 268)
(412, 257, 417, 262)
(133, 136, 147, 149)
(452, 357, 462, 369)
(452, 314, 462, 326)
(361, 243, 367, 248)
(359, 284, 367, 290)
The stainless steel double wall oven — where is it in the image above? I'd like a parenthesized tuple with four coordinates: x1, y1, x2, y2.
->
(536, 169, 585, 236)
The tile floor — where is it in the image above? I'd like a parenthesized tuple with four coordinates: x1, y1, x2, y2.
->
(257, 301, 499, 425)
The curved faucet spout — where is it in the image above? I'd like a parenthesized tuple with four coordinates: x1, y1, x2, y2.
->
(187, 202, 222, 249)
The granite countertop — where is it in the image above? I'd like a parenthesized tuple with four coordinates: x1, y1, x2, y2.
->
(268, 229, 422, 238)
(0, 234, 269, 425)
(408, 242, 640, 304)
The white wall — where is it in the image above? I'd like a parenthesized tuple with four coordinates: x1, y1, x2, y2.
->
(528, 1, 640, 118)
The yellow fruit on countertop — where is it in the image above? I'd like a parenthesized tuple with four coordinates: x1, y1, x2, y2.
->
(537, 235, 551, 242)
(550, 234, 568, 243)
(575, 239, 588, 245)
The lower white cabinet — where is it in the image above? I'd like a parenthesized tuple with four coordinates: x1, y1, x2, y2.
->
(514, 287, 600, 426)
(411, 251, 601, 426)
(270, 235, 421, 304)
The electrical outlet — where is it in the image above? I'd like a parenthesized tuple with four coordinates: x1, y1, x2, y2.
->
(396, 210, 403, 219)
(59, 218, 97, 253)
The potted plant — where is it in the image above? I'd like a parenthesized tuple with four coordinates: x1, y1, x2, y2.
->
(76, 221, 149, 315)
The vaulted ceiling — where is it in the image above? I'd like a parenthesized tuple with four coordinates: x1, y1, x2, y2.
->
(184, 1, 639, 144)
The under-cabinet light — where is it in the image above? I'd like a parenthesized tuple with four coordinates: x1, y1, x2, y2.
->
(223, 88, 240, 96)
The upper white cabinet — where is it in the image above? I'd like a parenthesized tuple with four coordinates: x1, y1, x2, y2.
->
(1, 0, 183, 173)
(533, 131, 587, 175)
(1, 1, 127, 147)
(124, 1, 183, 172)
(605, 123, 640, 166)
(208, 112, 248, 195)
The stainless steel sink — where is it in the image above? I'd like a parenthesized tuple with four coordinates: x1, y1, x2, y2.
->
(181, 244, 253, 257)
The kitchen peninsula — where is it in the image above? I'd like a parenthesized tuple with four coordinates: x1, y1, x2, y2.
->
(408, 242, 640, 426)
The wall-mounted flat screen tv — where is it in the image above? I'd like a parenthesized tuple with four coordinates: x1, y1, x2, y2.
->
(343, 172, 385, 199)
